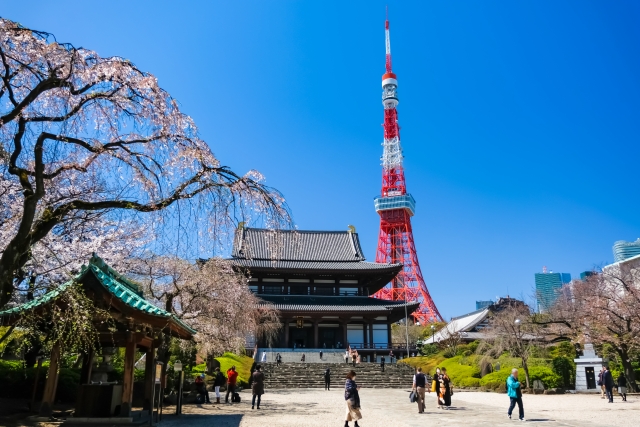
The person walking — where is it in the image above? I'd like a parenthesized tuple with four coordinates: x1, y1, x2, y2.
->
(195, 373, 211, 404)
(602, 365, 614, 403)
(440, 367, 452, 409)
(213, 367, 225, 404)
(351, 351, 357, 367)
(344, 370, 362, 427)
(507, 368, 525, 421)
(345, 350, 350, 364)
(324, 367, 331, 391)
(301, 353, 306, 363)
(276, 353, 282, 366)
(261, 351, 267, 363)
(380, 356, 385, 372)
(617, 373, 628, 402)
(251, 365, 265, 409)
(432, 368, 442, 409)
(225, 365, 239, 404)
(320, 350, 323, 360)
(597, 368, 605, 399)
(412, 367, 427, 414)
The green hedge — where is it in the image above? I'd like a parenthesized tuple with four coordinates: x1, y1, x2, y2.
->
(0, 360, 80, 402)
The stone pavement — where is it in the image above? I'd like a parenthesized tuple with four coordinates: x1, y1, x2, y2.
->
(157, 388, 639, 427)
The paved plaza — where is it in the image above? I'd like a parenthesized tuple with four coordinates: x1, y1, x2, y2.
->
(155, 389, 638, 427)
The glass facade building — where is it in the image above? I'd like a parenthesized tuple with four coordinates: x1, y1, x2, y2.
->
(535, 272, 571, 313)
(613, 239, 640, 263)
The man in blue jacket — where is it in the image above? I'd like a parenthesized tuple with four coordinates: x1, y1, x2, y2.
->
(507, 368, 525, 421)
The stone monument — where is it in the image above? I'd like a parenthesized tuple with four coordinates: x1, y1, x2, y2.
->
(574, 343, 604, 392)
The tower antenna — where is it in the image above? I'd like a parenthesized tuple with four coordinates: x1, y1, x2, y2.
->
(373, 14, 443, 323)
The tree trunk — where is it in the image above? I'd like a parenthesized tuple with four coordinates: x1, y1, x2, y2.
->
(521, 358, 531, 389)
(618, 348, 638, 392)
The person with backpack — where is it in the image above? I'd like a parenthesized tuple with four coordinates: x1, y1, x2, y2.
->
(507, 368, 525, 421)
(324, 367, 331, 391)
(412, 367, 427, 413)
(213, 367, 225, 404)
(597, 368, 605, 399)
(195, 373, 211, 404)
(225, 366, 239, 404)
(251, 365, 265, 409)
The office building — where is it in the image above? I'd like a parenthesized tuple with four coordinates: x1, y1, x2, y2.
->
(535, 270, 571, 313)
(613, 239, 640, 263)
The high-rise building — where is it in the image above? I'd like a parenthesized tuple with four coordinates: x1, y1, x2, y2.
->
(535, 269, 571, 313)
(613, 239, 640, 263)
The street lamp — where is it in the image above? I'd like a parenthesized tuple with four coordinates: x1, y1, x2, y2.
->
(174, 360, 184, 416)
(430, 325, 435, 343)
(515, 319, 521, 326)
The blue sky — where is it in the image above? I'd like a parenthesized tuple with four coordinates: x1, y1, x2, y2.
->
(5, 1, 640, 319)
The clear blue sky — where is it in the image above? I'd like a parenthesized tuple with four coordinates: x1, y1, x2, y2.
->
(5, 1, 640, 319)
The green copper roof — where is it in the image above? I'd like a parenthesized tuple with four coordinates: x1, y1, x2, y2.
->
(0, 255, 196, 335)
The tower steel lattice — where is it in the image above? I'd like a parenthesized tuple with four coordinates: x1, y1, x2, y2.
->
(372, 18, 443, 324)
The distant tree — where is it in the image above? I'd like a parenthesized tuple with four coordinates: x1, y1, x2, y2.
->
(0, 18, 289, 309)
(487, 304, 538, 388)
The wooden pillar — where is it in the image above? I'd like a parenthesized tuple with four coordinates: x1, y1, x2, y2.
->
(342, 320, 348, 347)
(284, 319, 289, 348)
(368, 321, 374, 349)
(313, 320, 319, 348)
(120, 340, 137, 417)
(40, 343, 61, 416)
(79, 348, 94, 385)
(387, 323, 392, 349)
(363, 323, 368, 347)
(143, 344, 156, 410)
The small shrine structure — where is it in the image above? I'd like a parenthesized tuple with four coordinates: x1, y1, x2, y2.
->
(0, 255, 195, 419)
(574, 343, 604, 392)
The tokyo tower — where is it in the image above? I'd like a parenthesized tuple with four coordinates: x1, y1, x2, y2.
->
(372, 18, 443, 324)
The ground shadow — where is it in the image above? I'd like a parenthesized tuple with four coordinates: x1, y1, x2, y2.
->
(524, 419, 555, 422)
(162, 413, 243, 426)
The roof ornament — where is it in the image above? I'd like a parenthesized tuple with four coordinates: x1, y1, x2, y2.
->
(347, 225, 356, 233)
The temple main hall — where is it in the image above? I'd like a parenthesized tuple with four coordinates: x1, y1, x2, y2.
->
(229, 226, 419, 358)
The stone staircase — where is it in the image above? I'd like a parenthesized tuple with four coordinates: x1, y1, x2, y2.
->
(262, 362, 416, 389)
(258, 349, 347, 364)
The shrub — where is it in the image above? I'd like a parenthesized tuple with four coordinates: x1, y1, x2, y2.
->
(420, 344, 438, 357)
(528, 366, 562, 388)
(0, 360, 80, 402)
(551, 356, 575, 388)
(456, 377, 480, 388)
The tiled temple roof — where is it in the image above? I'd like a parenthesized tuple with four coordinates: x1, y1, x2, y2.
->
(0, 255, 196, 336)
(258, 295, 419, 313)
(230, 228, 402, 273)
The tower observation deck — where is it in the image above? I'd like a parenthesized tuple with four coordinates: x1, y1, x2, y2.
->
(372, 18, 443, 324)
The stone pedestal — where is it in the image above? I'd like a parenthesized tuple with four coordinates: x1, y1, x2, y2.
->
(574, 344, 604, 392)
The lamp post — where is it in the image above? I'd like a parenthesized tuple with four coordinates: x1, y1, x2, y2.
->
(174, 360, 184, 416)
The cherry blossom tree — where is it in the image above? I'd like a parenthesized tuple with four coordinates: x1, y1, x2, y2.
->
(0, 18, 288, 308)
(540, 263, 640, 392)
(125, 255, 281, 359)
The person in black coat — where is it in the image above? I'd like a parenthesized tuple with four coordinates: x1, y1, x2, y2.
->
(324, 368, 331, 391)
(602, 365, 614, 403)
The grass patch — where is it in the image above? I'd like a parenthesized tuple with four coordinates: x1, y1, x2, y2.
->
(215, 352, 255, 387)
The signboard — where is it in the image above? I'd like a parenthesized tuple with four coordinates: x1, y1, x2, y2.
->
(296, 317, 304, 328)
(155, 363, 162, 383)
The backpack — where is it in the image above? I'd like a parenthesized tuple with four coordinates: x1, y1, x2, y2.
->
(232, 392, 241, 403)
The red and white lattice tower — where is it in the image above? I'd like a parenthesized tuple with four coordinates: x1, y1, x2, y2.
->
(372, 18, 443, 324)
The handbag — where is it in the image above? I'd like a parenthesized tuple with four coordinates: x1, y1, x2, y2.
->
(430, 380, 437, 392)
(409, 390, 417, 403)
